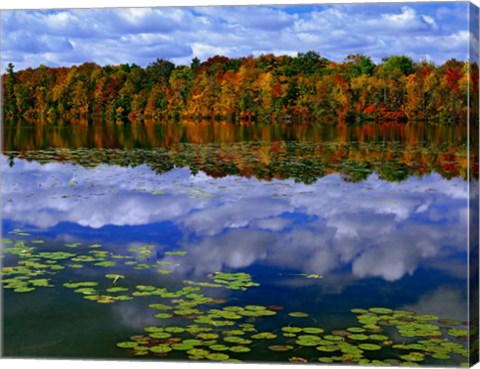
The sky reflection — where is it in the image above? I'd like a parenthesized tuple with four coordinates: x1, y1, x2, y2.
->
(1, 155, 468, 284)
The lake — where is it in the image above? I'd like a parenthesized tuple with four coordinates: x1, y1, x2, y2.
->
(1, 121, 476, 365)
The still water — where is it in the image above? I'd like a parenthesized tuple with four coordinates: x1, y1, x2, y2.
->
(1, 121, 474, 365)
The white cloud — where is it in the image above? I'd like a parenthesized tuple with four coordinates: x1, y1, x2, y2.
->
(0, 2, 470, 71)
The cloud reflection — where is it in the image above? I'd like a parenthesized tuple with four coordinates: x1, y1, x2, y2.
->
(1, 156, 468, 283)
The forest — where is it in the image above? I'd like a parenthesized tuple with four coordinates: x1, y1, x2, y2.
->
(2, 52, 478, 124)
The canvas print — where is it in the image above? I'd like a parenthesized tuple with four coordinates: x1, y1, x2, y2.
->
(0, 1, 479, 366)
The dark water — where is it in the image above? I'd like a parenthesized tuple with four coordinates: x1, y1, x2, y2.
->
(1, 121, 475, 365)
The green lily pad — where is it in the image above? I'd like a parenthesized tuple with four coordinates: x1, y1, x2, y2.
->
(197, 333, 219, 340)
(13, 287, 35, 293)
(347, 334, 369, 341)
(144, 326, 164, 333)
(187, 348, 209, 356)
(369, 334, 389, 341)
(318, 357, 335, 363)
(400, 353, 425, 362)
(207, 353, 230, 361)
(182, 339, 203, 347)
(229, 346, 251, 353)
(94, 261, 116, 267)
(63, 282, 98, 288)
(106, 287, 128, 293)
(223, 330, 245, 336)
(172, 343, 194, 351)
(340, 344, 364, 355)
(116, 341, 138, 349)
(28, 278, 51, 287)
(251, 332, 277, 339)
(288, 312, 309, 318)
(165, 327, 185, 333)
(74, 287, 97, 295)
(414, 314, 439, 321)
(150, 345, 172, 353)
(154, 313, 173, 319)
(224, 336, 251, 345)
(316, 345, 340, 352)
(302, 327, 324, 334)
(448, 328, 468, 337)
(323, 335, 344, 342)
(282, 326, 302, 333)
(268, 345, 293, 352)
(149, 332, 172, 339)
(148, 304, 172, 311)
(245, 305, 266, 311)
(369, 307, 393, 314)
(209, 344, 229, 351)
(358, 343, 381, 351)
(432, 353, 451, 359)
(296, 336, 323, 347)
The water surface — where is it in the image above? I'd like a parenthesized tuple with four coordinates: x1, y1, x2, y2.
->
(1, 121, 473, 365)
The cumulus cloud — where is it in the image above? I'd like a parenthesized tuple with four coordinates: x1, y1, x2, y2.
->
(0, 2, 471, 71)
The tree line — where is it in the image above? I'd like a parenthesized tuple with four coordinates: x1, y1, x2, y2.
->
(2, 52, 478, 124)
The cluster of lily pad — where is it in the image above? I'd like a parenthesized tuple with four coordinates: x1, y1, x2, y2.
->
(115, 306, 471, 365)
(116, 303, 281, 361)
(184, 272, 260, 291)
(1, 231, 472, 366)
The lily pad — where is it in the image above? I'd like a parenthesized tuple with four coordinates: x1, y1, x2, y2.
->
(154, 313, 173, 319)
(302, 327, 324, 334)
(288, 312, 309, 318)
(172, 343, 194, 351)
(316, 345, 340, 352)
(165, 327, 185, 333)
(224, 336, 251, 345)
(209, 344, 229, 351)
(268, 345, 293, 352)
(358, 343, 381, 351)
(13, 287, 35, 293)
(251, 332, 277, 339)
(149, 332, 172, 339)
(369, 307, 393, 314)
(206, 353, 230, 361)
(400, 353, 425, 362)
(347, 334, 369, 341)
(229, 346, 251, 353)
(282, 326, 302, 333)
(149, 345, 172, 353)
(448, 328, 468, 337)
(116, 341, 138, 349)
(369, 334, 389, 341)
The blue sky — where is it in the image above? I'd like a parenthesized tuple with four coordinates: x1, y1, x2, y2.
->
(0, 1, 474, 71)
